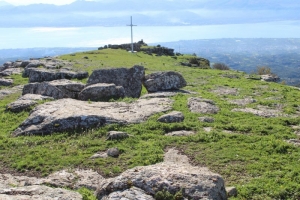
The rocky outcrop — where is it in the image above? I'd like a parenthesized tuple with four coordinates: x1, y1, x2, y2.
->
(261, 74, 280, 82)
(96, 148, 227, 199)
(13, 97, 173, 136)
(0, 78, 13, 86)
(27, 68, 88, 83)
(0, 185, 82, 200)
(79, 83, 125, 101)
(157, 111, 184, 123)
(188, 97, 220, 114)
(87, 65, 144, 98)
(6, 94, 54, 113)
(0, 68, 22, 76)
(143, 71, 187, 93)
(23, 79, 85, 99)
(0, 85, 24, 99)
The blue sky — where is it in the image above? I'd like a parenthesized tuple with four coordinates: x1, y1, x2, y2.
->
(2, 0, 76, 5)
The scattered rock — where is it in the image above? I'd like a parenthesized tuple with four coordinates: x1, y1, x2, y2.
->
(90, 152, 108, 159)
(226, 186, 238, 197)
(199, 116, 215, 123)
(188, 97, 219, 114)
(23, 79, 85, 99)
(0, 68, 22, 76)
(6, 100, 37, 112)
(13, 98, 173, 136)
(87, 65, 144, 98)
(157, 111, 184, 123)
(204, 127, 213, 132)
(165, 130, 195, 136)
(0, 78, 13, 86)
(143, 71, 187, 92)
(286, 139, 300, 146)
(106, 131, 129, 140)
(261, 74, 280, 82)
(96, 148, 227, 199)
(232, 107, 282, 118)
(107, 148, 120, 157)
(79, 83, 125, 101)
(229, 98, 256, 106)
(211, 86, 239, 96)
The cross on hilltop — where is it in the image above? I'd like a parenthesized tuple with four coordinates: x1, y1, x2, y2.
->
(127, 16, 137, 53)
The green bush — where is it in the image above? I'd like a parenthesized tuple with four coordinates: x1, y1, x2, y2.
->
(212, 63, 230, 70)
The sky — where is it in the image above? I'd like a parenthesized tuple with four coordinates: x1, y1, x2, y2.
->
(2, 0, 77, 5)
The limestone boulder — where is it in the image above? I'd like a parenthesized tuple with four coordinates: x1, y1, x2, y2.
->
(86, 65, 144, 98)
(261, 74, 280, 82)
(0, 78, 13, 86)
(18, 94, 54, 101)
(0, 85, 24, 99)
(157, 111, 184, 123)
(23, 79, 85, 99)
(102, 187, 155, 200)
(79, 83, 125, 101)
(143, 71, 187, 92)
(188, 97, 219, 114)
(28, 68, 88, 83)
(96, 149, 227, 200)
(13, 97, 173, 136)
(106, 131, 129, 140)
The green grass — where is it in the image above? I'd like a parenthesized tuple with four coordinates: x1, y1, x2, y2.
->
(1, 48, 300, 199)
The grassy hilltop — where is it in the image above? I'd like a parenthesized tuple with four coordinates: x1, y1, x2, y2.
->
(1, 49, 300, 199)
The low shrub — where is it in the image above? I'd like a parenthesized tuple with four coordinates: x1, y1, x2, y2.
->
(212, 63, 230, 70)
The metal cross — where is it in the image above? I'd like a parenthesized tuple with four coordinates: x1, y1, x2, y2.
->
(127, 16, 137, 53)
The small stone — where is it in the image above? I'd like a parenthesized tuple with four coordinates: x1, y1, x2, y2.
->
(106, 131, 129, 140)
(90, 152, 108, 159)
(198, 117, 215, 123)
(107, 148, 120, 157)
(165, 130, 195, 136)
(157, 111, 184, 123)
(226, 186, 238, 197)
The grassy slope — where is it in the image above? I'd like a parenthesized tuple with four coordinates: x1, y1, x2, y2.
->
(1, 49, 300, 199)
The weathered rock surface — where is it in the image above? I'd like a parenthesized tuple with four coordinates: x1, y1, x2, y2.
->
(157, 111, 184, 123)
(232, 107, 282, 118)
(286, 139, 300, 146)
(165, 130, 195, 136)
(43, 169, 104, 190)
(229, 98, 256, 106)
(6, 99, 37, 112)
(79, 83, 125, 101)
(102, 187, 155, 200)
(143, 71, 187, 92)
(0, 85, 24, 99)
(23, 79, 85, 99)
(13, 97, 173, 136)
(96, 148, 227, 200)
(140, 90, 195, 99)
(28, 68, 88, 83)
(0, 78, 13, 86)
(211, 87, 239, 96)
(0, 185, 82, 200)
(18, 94, 54, 101)
(188, 97, 220, 114)
(0, 68, 22, 76)
(199, 116, 215, 123)
(106, 131, 129, 140)
(226, 186, 238, 197)
(261, 74, 280, 82)
(87, 65, 144, 98)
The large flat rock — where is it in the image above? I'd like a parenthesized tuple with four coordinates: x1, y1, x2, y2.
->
(13, 98, 173, 136)
(96, 149, 227, 200)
